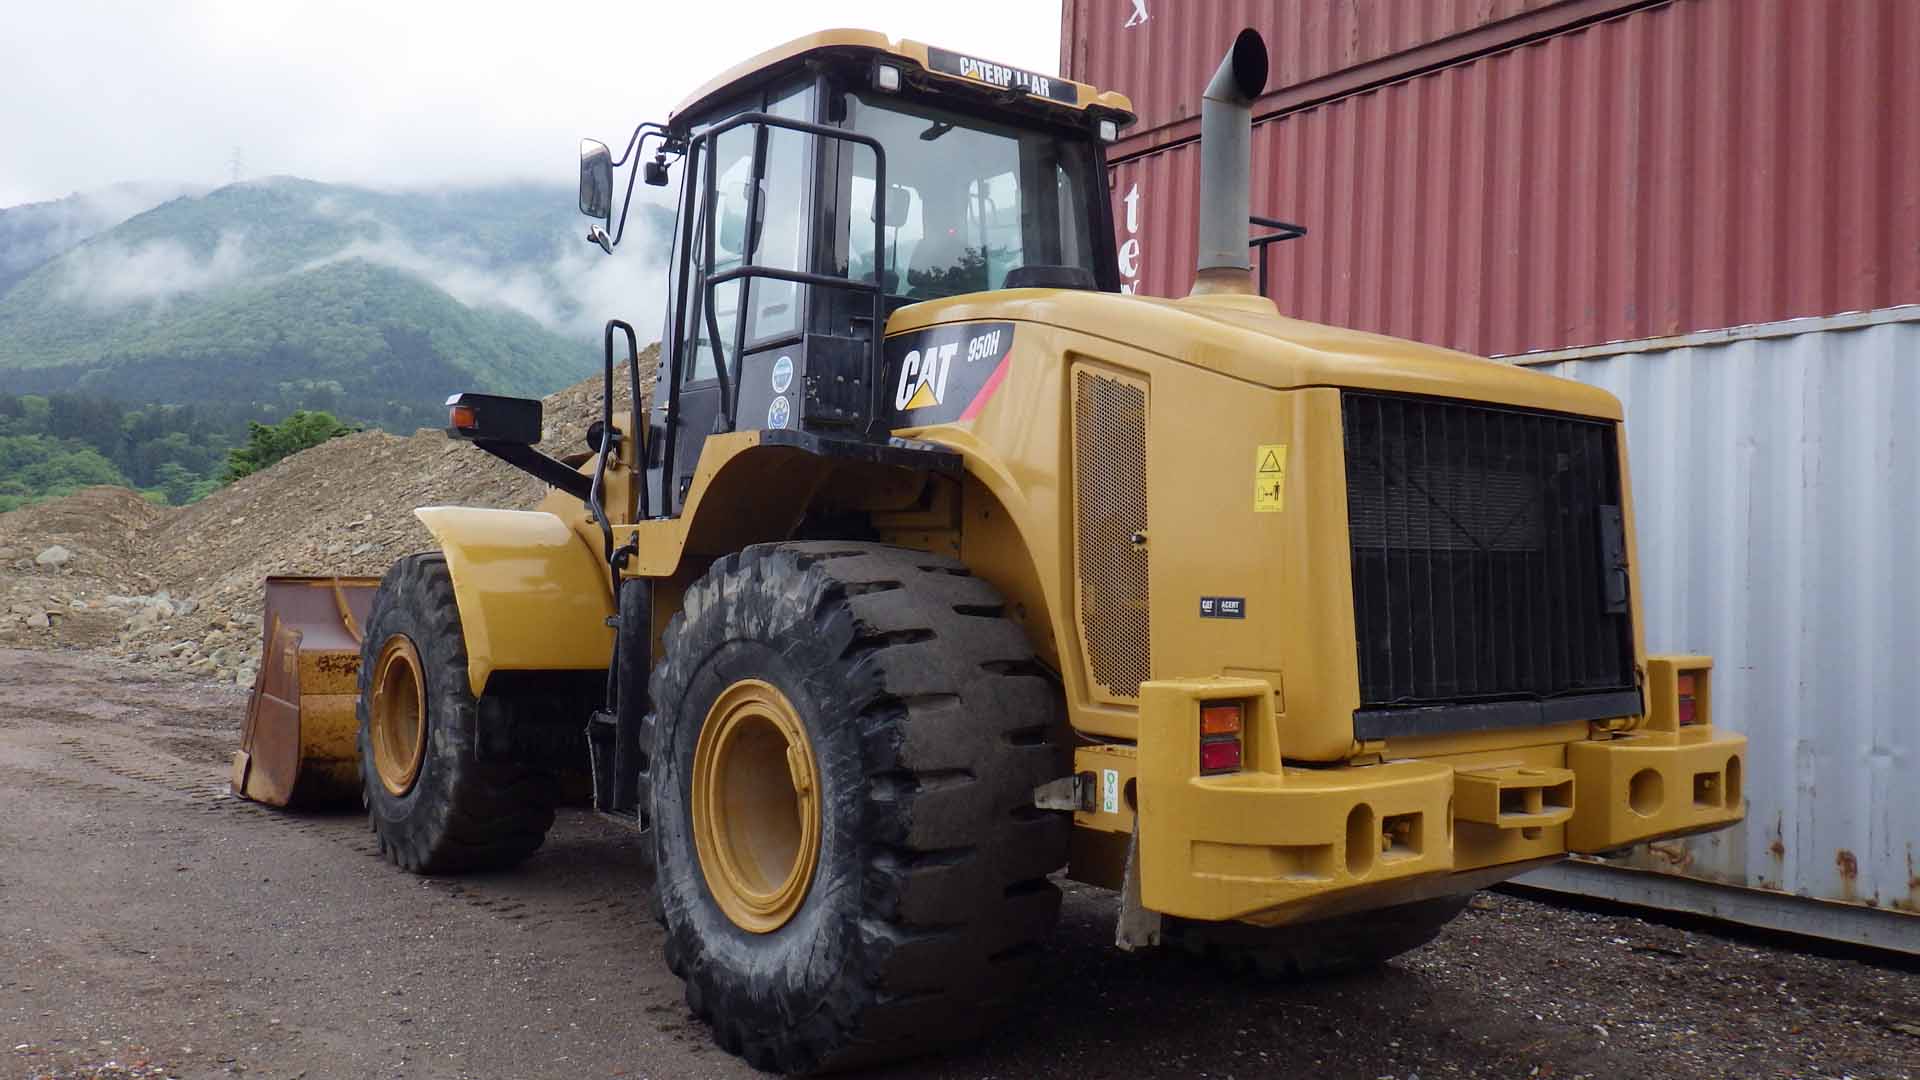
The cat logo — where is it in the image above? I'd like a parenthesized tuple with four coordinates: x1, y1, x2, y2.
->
(895, 341, 959, 411)
(884, 322, 1015, 425)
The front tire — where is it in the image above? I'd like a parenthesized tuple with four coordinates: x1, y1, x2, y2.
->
(357, 552, 560, 874)
(645, 543, 1068, 1073)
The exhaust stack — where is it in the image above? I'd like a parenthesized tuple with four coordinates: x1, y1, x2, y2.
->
(1191, 28, 1269, 296)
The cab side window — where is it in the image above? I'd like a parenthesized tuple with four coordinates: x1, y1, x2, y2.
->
(681, 82, 815, 385)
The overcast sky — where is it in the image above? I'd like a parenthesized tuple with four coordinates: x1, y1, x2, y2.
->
(0, 0, 1065, 207)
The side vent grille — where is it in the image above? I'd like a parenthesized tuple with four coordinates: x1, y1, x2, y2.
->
(1072, 367, 1150, 699)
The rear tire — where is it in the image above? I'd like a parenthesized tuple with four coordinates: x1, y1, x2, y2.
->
(1169, 894, 1472, 979)
(644, 542, 1068, 1073)
(357, 552, 560, 874)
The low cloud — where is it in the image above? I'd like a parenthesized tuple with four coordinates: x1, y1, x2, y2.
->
(546, 240, 669, 343)
(40, 185, 673, 345)
(55, 230, 252, 308)
(0, 182, 204, 283)
(318, 228, 567, 327)
(306, 198, 671, 342)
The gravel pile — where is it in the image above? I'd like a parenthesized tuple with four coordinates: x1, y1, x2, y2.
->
(0, 347, 656, 684)
(0, 486, 169, 651)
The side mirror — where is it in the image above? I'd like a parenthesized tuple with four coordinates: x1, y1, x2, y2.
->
(579, 139, 613, 220)
(883, 184, 913, 227)
(446, 392, 543, 445)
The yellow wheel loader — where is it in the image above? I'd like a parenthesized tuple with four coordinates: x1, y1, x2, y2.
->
(313, 27, 1745, 1073)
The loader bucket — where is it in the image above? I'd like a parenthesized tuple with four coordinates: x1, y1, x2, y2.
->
(231, 575, 381, 807)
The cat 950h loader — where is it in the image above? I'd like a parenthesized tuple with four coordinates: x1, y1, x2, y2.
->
(344, 28, 1746, 1073)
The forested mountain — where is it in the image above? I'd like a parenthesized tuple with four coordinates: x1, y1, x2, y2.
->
(0, 175, 673, 508)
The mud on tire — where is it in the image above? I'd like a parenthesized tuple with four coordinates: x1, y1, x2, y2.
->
(1169, 894, 1473, 980)
(644, 542, 1069, 1074)
(357, 552, 561, 874)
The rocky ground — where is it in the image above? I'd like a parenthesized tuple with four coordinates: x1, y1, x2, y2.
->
(1, 650, 1917, 1080)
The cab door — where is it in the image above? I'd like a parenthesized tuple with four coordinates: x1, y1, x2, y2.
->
(657, 80, 818, 511)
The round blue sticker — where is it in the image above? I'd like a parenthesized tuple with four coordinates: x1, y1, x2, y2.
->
(771, 355, 794, 394)
(767, 395, 791, 429)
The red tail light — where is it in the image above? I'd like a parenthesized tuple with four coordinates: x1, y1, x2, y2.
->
(1678, 673, 1698, 725)
(1199, 739, 1242, 773)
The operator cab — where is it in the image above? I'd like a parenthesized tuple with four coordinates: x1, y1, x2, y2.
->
(580, 32, 1134, 515)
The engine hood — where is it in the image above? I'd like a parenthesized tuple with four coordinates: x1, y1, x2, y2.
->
(888, 289, 1621, 421)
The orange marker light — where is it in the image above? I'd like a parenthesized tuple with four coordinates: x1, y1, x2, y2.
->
(1200, 703, 1243, 736)
(1199, 701, 1245, 775)
(449, 404, 478, 429)
(1677, 672, 1698, 725)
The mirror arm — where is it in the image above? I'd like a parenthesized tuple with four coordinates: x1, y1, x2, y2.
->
(609, 122, 666, 168)
(474, 441, 593, 502)
(605, 125, 681, 249)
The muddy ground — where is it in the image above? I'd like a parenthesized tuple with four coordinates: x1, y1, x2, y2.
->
(2, 647, 1916, 1080)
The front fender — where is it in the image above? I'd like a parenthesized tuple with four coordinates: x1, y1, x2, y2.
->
(413, 507, 614, 697)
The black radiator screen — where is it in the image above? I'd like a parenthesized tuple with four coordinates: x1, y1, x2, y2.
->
(1342, 391, 1637, 713)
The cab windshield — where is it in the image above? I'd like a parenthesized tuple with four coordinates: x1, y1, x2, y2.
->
(837, 91, 1102, 300)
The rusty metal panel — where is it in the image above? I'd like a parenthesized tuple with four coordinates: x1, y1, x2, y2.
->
(1106, 0, 1920, 356)
(1062, 0, 1614, 144)
(1524, 307, 1920, 934)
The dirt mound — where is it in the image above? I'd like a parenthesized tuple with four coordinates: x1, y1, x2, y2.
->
(0, 486, 170, 649)
(0, 346, 657, 682)
(0, 483, 171, 551)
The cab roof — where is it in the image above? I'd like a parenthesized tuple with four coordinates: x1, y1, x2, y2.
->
(670, 28, 1135, 130)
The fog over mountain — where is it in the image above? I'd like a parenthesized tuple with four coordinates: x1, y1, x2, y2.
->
(0, 176, 676, 433)
(0, 182, 209, 295)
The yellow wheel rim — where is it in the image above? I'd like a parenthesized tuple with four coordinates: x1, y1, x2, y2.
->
(370, 634, 428, 797)
(691, 679, 821, 934)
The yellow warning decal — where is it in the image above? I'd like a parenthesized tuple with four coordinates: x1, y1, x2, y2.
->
(1253, 444, 1287, 513)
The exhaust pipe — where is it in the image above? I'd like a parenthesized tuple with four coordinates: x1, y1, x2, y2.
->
(1191, 28, 1269, 296)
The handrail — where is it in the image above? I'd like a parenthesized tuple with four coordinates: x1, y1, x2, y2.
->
(681, 112, 889, 444)
(1249, 213, 1307, 296)
(590, 319, 639, 570)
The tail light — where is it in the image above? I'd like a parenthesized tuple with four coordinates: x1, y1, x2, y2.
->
(1199, 702, 1244, 774)
(1645, 656, 1713, 731)
(1677, 673, 1697, 725)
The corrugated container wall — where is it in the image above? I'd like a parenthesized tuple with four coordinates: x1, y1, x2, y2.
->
(1062, 0, 1633, 149)
(1529, 310, 1920, 926)
(1095, 0, 1920, 357)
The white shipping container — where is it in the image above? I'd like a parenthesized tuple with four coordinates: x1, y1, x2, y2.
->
(1511, 307, 1920, 953)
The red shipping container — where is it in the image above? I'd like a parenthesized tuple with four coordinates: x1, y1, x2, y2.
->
(1063, 0, 1646, 150)
(1101, 0, 1920, 356)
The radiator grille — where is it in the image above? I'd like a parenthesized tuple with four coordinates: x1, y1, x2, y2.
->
(1342, 391, 1635, 709)
(1073, 369, 1150, 698)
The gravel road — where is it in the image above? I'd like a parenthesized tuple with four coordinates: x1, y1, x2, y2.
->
(2, 647, 1916, 1080)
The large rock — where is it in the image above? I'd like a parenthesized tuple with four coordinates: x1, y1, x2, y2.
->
(34, 545, 72, 569)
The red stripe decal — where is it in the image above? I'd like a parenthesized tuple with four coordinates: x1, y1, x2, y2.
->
(957, 356, 1012, 422)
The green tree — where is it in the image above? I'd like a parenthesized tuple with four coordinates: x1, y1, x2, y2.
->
(0, 434, 129, 511)
(222, 410, 355, 482)
(155, 461, 201, 506)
